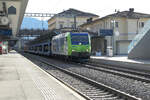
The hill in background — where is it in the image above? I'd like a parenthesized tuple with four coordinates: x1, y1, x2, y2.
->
(21, 17, 48, 30)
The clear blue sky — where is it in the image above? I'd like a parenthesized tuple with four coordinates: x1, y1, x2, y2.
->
(26, 0, 150, 19)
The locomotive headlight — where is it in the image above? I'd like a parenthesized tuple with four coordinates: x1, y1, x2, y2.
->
(3, 45, 6, 49)
(79, 43, 82, 45)
(86, 49, 89, 52)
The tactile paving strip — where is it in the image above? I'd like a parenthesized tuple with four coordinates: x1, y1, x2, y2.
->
(26, 65, 59, 100)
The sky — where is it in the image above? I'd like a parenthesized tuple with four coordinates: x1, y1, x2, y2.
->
(26, 0, 150, 19)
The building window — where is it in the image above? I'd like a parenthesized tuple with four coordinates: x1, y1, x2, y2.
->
(115, 22, 119, 28)
(139, 22, 144, 28)
(8, 6, 16, 14)
(59, 21, 64, 23)
(71, 24, 74, 28)
(141, 22, 144, 28)
(59, 24, 63, 28)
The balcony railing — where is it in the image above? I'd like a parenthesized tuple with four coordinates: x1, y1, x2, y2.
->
(128, 20, 150, 53)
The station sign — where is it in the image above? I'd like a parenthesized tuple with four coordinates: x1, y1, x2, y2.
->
(100, 29, 113, 36)
(0, 29, 12, 36)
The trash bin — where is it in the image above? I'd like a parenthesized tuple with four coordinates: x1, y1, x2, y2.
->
(96, 51, 101, 56)
(107, 46, 113, 57)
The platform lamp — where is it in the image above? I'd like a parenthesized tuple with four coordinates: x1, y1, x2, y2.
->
(110, 9, 119, 56)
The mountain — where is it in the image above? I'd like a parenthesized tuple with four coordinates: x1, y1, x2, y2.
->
(21, 17, 48, 30)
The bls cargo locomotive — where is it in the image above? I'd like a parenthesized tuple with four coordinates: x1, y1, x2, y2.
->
(52, 32, 91, 58)
(26, 32, 91, 59)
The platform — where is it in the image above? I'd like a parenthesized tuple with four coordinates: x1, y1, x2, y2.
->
(0, 51, 85, 100)
(90, 56, 150, 72)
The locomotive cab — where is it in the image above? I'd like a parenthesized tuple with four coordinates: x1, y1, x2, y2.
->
(70, 33, 91, 58)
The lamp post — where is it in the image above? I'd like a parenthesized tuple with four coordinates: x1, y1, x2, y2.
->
(111, 20, 115, 56)
(110, 10, 118, 56)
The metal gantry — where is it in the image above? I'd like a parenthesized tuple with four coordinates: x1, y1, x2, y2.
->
(24, 13, 55, 17)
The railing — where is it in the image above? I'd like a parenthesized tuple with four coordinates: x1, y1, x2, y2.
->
(128, 20, 150, 53)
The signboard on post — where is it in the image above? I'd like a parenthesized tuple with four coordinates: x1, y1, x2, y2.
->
(100, 29, 113, 36)
(0, 29, 12, 36)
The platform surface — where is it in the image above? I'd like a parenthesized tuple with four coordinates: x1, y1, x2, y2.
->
(0, 51, 85, 100)
(91, 55, 150, 71)
(91, 55, 150, 64)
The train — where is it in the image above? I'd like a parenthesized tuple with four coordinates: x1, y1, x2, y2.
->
(0, 41, 8, 54)
(25, 32, 91, 59)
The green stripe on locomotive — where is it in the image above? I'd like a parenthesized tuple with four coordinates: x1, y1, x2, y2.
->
(66, 32, 91, 56)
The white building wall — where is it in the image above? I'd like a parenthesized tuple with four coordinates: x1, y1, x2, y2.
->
(127, 19, 138, 34)
(55, 16, 94, 29)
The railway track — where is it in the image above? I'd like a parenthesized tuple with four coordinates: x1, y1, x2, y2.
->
(24, 53, 140, 100)
(79, 62, 150, 83)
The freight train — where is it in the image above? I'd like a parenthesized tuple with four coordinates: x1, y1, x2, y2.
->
(25, 32, 91, 59)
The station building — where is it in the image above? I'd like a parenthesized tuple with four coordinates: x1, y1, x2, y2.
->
(48, 8, 99, 32)
(80, 8, 150, 55)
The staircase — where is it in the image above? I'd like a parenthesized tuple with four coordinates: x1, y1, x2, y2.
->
(128, 20, 150, 59)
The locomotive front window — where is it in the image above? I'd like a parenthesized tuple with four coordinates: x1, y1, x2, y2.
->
(71, 34, 89, 45)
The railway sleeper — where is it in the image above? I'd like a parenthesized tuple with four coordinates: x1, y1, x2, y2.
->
(79, 88, 101, 92)
(90, 94, 114, 97)
(83, 88, 103, 91)
(85, 91, 107, 94)
(85, 92, 109, 96)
